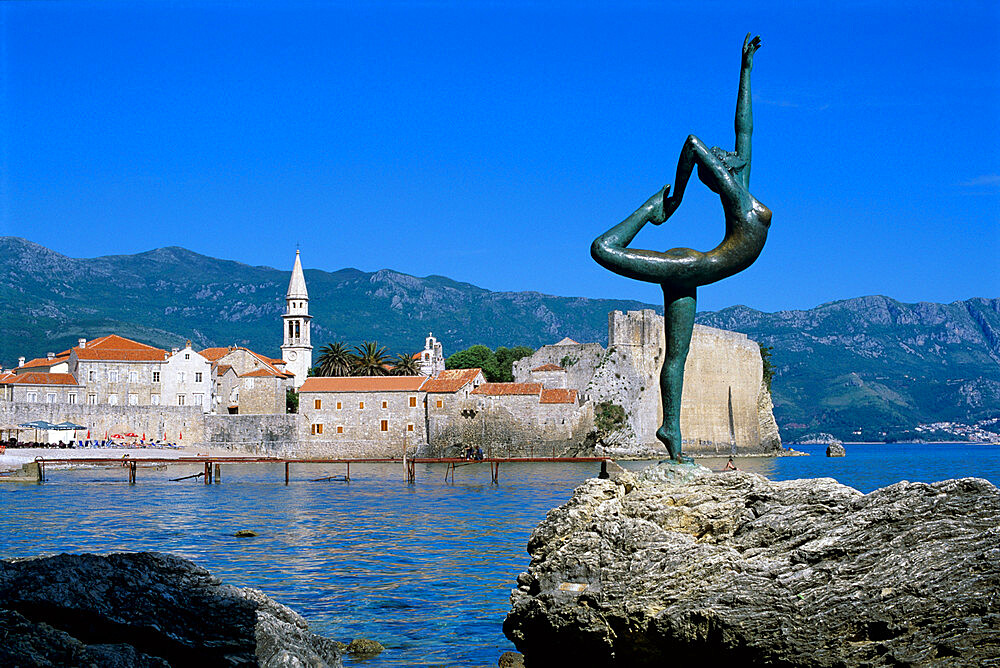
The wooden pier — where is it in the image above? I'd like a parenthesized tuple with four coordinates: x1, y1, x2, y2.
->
(18, 454, 610, 486)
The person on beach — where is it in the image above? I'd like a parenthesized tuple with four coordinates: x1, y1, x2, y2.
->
(725, 456, 737, 471)
(591, 33, 770, 462)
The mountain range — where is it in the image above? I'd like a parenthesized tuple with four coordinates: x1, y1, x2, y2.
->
(2, 236, 997, 442)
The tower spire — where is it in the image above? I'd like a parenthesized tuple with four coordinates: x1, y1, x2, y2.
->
(281, 249, 312, 389)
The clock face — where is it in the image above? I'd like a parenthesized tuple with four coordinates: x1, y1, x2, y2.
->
(287, 351, 297, 361)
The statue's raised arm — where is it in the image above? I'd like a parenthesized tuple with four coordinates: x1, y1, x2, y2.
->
(735, 33, 761, 189)
(590, 33, 770, 462)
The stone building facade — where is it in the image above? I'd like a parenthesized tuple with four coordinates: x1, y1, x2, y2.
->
(515, 310, 782, 455)
(199, 346, 292, 415)
(298, 376, 428, 454)
(417, 333, 446, 377)
(161, 342, 212, 411)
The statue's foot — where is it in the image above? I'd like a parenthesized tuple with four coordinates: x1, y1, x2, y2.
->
(656, 424, 681, 460)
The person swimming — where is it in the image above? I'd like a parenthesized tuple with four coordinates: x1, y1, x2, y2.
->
(591, 34, 770, 461)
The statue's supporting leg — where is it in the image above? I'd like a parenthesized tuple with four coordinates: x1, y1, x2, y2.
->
(656, 284, 697, 461)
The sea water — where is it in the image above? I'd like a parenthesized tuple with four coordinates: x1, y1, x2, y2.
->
(1, 443, 997, 666)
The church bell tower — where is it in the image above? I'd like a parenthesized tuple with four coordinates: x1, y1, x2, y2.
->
(281, 250, 312, 389)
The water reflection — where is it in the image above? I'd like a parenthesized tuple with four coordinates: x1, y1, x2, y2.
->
(2, 447, 997, 666)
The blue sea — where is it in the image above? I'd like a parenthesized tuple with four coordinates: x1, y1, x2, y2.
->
(1, 442, 997, 666)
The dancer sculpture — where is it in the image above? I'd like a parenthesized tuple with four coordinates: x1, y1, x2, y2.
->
(591, 34, 770, 462)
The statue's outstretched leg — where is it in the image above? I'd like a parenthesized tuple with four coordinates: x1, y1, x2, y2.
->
(656, 283, 696, 461)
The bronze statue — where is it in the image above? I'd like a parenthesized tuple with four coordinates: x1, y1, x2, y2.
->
(591, 34, 770, 461)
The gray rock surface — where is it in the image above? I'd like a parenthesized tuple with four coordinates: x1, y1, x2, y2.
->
(0, 552, 342, 667)
(827, 442, 847, 457)
(504, 464, 1000, 666)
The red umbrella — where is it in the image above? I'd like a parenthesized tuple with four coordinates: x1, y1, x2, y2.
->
(86, 430, 90, 439)
(142, 432, 146, 441)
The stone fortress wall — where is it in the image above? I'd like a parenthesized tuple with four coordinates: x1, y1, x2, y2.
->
(515, 310, 782, 455)
(0, 403, 206, 444)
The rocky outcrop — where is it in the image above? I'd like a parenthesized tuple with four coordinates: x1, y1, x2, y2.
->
(504, 464, 1000, 666)
(0, 552, 343, 667)
(827, 441, 846, 457)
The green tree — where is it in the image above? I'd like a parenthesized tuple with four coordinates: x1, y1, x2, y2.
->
(493, 346, 535, 382)
(390, 353, 421, 376)
(446, 345, 501, 381)
(759, 343, 775, 392)
(285, 388, 299, 414)
(316, 342, 357, 377)
(353, 341, 391, 376)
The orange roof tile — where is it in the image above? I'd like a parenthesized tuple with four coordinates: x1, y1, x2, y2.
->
(243, 368, 284, 378)
(532, 363, 565, 372)
(0, 372, 81, 386)
(471, 383, 542, 396)
(300, 376, 428, 393)
(216, 365, 233, 375)
(86, 334, 163, 352)
(199, 347, 231, 362)
(423, 368, 483, 393)
(540, 388, 578, 404)
(17, 355, 70, 370)
(75, 348, 168, 362)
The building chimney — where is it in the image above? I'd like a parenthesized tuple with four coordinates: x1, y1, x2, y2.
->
(171, 347, 179, 355)
(78, 338, 87, 348)
(47, 352, 55, 360)
(18, 356, 25, 367)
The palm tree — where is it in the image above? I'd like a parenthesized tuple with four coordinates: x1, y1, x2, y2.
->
(316, 342, 356, 377)
(352, 341, 391, 376)
(390, 353, 422, 376)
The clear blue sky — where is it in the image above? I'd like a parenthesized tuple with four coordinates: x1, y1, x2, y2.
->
(2, 0, 997, 312)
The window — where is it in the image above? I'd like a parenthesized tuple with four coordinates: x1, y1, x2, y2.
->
(359, 401, 364, 409)
(46, 393, 56, 403)
(245, 378, 254, 389)
(151, 394, 160, 406)
(185, 353, 190, 360)
(195, 372, 203, 383)
(193, 394, 203, 406)
(108, 370, 119, 382)
(108, 394, 118, 405)
(436, 399, 443, 408)
(87, 394, 97, 405)
(27, 392, 37, 402)
(129, 371, 138, 383)
(178, 371, 186, 383)
(337, 426, 343, 434)
(424, 353, 430, 360)
(407, 424, 414, 432)
(314, 399, 322, 410)
(311, 423, 324, 435)
(88, 370, 95, 382)
(128, 394, 138, 406)
(336, 401, 342, 410)
(382, 401, 388, 409)
(409, 396, 417, 407)
(68, 393, 77, 405)
(177, 395, 185, 406)
(152, 371, 160, 383)
(380, 420, 388, 432)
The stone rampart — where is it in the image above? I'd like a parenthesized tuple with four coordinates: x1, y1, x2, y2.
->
(0, 402, 205, 443)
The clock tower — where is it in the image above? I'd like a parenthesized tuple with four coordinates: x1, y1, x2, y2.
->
(281, 250, 312, 389)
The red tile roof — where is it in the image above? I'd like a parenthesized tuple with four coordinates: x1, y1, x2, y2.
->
(0, 372, 81, 386)
(531, 363, 565, 372)
(199, 347, 231, 362)
(17, 355, 70, 370)
(216, 365, 233, 375)
(75, 348, 168, 362)
(300, 376, 428, 393)
(423, 368, 483, 393)
(68, 334, 168, 362)
(471, 382, 542, 396)
(243, 368, 284, 378)
(539, 388, 578, 404)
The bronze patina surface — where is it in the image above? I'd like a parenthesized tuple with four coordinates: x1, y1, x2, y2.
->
(591, 34, 771, 461)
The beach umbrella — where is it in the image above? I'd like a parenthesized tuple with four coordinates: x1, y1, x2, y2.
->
(52, 421, 86, 431)
(142, 432, 146, 441)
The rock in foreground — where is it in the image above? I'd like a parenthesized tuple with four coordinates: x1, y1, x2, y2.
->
(504, 464, 1000, 666)
(0, 552, 342, 667)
